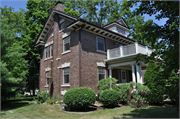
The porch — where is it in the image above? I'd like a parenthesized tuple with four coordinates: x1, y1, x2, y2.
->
(105, 42, 153, 84)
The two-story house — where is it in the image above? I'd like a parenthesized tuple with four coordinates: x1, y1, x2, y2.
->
(35, 2, 153, 97)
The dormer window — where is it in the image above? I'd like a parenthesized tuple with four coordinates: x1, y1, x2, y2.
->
(117, 28, 125, 35)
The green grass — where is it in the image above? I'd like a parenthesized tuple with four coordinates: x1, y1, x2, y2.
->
(1, 97, 179, 119)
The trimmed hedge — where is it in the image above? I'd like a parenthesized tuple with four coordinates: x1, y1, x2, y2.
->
(99, 89, 121, 107)
(63, 87, 96, 110)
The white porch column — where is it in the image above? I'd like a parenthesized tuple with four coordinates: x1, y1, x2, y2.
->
(136, 64, 140, 83)
(120, 45, 123, 57)
(139, 64, 143, 84)
(131, 64, 136, 83)
(135, 42, 139, 53)
(109, 67, 112, 78)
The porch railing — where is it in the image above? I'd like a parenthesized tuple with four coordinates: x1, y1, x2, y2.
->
(107, 42, 153, 59)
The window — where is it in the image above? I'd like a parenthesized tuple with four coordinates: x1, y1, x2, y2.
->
(46, 71, 49, 85)
(115, 42, 120, 48)
(63, 36, 70, 52)
(97, 37, 105, 51)
(51, 45, 53, 57)
(121, 70, 127, 83)
(117, 28, 125, 35)
(45, 44, 53, 59)
(59, 18, 64, 31)
(63, 67, 69, 84)
(52, 23, 54, 36)
(98, 67, 105, 81)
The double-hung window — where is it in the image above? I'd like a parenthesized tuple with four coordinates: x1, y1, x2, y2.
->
(45, 47, 48, 58)
(52, 23, 54, 36)
(98, 67, 105, 81)
(63, 36, 70, 52)
(50, 45, 53, 57)
(46, 71, 49, 85)
(59, 18, 64, 31)
(45, 44, 53, 59)
(63, 67, 69, 84)
(97, 37, 105, 51)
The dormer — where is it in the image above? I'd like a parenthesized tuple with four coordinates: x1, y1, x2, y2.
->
(103, 18, 130, 37)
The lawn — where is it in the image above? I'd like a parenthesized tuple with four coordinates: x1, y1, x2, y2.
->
(1, 97, 179, 119)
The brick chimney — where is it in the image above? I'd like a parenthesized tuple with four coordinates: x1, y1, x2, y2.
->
(55, 1, 64, 12)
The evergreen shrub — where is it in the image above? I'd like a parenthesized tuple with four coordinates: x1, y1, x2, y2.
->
(63, 87, 96, 111)
(99, 89, 121, 107)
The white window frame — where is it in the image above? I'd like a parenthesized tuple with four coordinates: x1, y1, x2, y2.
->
(59, 18, 64, 31)
(96, 36, 105, 52)
(63, 36, 70, 53)
(50, 44, 53, 57)
(45, 47, 48, 58)
(98, 67, 106, 81)
(51, 23, 54, 36)
(121, 70, 127, 83)
(46, 71, 49, 85)
(63, 67, 70, 84)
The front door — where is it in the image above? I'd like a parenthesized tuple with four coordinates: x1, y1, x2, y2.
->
(121, 70, 127, 83)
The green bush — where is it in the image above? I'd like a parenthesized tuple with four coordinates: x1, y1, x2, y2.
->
(46, 97, 57, 104)
(97, 78, 118, 95)
(35, 89, 48, 104)
(131, 83, 150, 108)
(144, 61, 166, 103)
(99, 89, 121, 107)
(63, 87, 96, 111)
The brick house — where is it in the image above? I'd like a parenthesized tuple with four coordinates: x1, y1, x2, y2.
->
(35, 2, 153, 97)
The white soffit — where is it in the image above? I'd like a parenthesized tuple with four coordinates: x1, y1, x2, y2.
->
(97, 62, 105, 67)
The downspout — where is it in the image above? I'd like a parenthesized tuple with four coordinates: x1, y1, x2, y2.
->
(78, 22, 86, 87)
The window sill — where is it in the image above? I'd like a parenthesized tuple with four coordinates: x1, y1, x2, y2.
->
(44, 56, 53, 61)
(59, 29, 64, 33)
(51, 34, 54, 38)
(61, 50, 70, 55)
(96, 50, 107, 54)
(61, 84, 70, 87)
(44, 85, 49, 88)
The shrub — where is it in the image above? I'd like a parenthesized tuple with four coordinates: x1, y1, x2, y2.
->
(99, 89, 121, 107)
(144, 61, 166, 103)
(63, 87, 96, 111)
(35, 89, 48, 104)
(97, 78, 118, 95)
(46, 97, 57, 104)
(131, 83, 150, 108)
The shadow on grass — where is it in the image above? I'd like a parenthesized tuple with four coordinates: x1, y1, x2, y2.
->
(113, 106, 179, 118)
(1, 96, 36, 111)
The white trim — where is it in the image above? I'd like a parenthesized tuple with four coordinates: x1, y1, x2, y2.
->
(62, 31, 71, 38)
(121, 70, 127, 83)
(117, 19, 128, 28)
(59, 15, 74, 22)
(104, 22, 129, 31)
(61, 50, 70, 55)
(96, 36, 105, 52)
(44, 56, 53, 61)
(97, 62, 105, 67)
(67, 21, 81, 29)
(83, 29, 130, 45)
(61, 85, 70, 87)
(34, 43, 44, 47)
(59, 19, 64, 24)
(61, 62, 70, 68)
(63, 67, 70, 85)
(45, 67, 51, 72)
(63, 36, 70, 52)
(59, 30, 63, 33)
(45, 41, 53, 47)
(96, 50, 107, 54)
(55, 10, 77, 20)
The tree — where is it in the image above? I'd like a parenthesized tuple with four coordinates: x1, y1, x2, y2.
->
(1, 6, 28, 99)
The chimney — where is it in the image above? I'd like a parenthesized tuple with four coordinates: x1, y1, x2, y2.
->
(55, 1, 64, 12)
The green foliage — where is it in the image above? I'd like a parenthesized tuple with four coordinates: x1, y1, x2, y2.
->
(35, 89, 48, 104)
(131, 83, 150, 108)
(144, 61, 166, 103)
(99, 89, 121, 107)
(63, 87, 96, 111)
(97, 78, 118, 95)
(46, 97, 57, 105)
(1, 6, 28, 100)
(115, 83, 133, 104)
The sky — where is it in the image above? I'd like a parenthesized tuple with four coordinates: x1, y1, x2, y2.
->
(1, 0, 168, 26)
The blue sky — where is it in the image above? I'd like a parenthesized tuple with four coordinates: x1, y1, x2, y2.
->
(1, 0, 168, 26)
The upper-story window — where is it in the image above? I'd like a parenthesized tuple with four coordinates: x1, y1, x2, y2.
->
(45, 44, 53, 58)
(97, 37, 105, 52)
(63, 36, 70, 52)
(117, 28, 125, 35)
(52, 23, 54, 36)
(46, 71, 49, 85)
(59, 18, 64, 31)
(115, 42, 120, 48)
